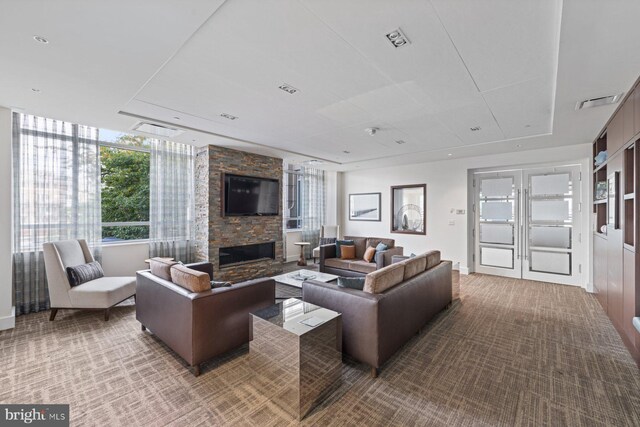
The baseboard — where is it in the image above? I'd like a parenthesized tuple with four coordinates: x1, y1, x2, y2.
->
(459, 266, 470, 275)
(286, 255, 299, 263)
(0, 306, 15, 331)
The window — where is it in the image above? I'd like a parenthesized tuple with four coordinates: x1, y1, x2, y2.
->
(284, 166, 302, 230)
(100, 134, 150, 242)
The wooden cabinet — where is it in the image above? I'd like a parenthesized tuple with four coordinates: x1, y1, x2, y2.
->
(624, 94, 635, 144)
(623, 249, 636, 348)
(608, 112, 625, 155)
(593, 77, 640, 366)
(594, 234, 608, 311)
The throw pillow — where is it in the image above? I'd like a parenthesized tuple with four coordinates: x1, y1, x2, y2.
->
(340, 245, 356, 259)
(375, 242, 388, 252)
(363, 246, 376, 263)
(320, 237, 337, 245)
(149, 257, 178, 281)
(66, 261, 104, 287)
(170, 264, 211, 293)
(337, 276, 365, 290)
(211, 281, 232, 288)
(335, 239, 355, 258)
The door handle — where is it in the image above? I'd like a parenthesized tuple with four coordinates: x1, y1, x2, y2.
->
(523, 189, 528, 261)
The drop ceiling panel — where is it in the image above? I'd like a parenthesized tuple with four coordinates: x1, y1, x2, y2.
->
(483, 77, 553, 139)
(430, 0, 561, 92)
(300, 0, 481, 113)
(434, 101, 505, 144)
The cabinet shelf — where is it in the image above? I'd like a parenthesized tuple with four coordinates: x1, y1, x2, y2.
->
(594, 199, 607, 205)
(624, 193, 635, 200)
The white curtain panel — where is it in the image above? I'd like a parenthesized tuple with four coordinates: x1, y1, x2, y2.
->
(12, 113, 102, 315)
(149, 139, 196, 262)
(301, 166, 326, 257)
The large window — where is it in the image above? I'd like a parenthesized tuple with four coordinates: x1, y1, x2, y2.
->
(99, 134, 150, 242)
(284, 166, 302, 230)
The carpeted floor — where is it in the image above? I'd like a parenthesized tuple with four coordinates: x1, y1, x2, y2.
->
(1, 274, 639, 426)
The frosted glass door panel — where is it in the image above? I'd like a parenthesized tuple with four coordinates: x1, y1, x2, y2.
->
(480, 247, 513, 269)
(530, 226, 571, 248)
(481, 178, 513, 198)
(530, 173, 570, 196)
(530, 251, 571, 275)
(481, 201, 513, 221)
(480, 223, 514, 244)
(530, 200, 570, 221)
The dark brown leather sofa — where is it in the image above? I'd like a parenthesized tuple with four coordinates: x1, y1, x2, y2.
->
(136, 262, 275, 376)
(304, 251, 451, 377)
(319, 236, 404, 277)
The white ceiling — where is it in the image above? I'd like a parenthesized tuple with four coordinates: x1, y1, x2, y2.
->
(1, 0, 640, 171)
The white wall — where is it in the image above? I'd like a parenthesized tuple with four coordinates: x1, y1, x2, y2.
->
(101, 242, 149, 276)
(0, 107, 15, 330)
(340, 144, 592, 287)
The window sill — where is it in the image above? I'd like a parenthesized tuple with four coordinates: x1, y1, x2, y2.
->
(101, 239, 149, 247)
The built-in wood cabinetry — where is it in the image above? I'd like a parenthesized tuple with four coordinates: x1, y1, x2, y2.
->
(592, 81, 640, 365)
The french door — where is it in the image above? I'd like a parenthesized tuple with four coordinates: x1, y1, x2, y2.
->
(474, 165, 582, 285)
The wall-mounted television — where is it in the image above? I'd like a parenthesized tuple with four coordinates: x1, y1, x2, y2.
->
(222, 173, 279, 216)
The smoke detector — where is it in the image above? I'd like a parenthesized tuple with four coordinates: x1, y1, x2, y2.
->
(365, 127, 379, 136)
(576, 94, 623, 110)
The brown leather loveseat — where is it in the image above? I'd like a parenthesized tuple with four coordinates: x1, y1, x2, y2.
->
(136, 260, 275, 376)
(303, 251, 451, 377)
(319, 236, 404, 277)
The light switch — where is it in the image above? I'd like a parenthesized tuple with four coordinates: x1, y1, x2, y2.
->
(456, 209, 466, 215)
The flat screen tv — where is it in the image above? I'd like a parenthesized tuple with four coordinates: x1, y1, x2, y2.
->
(223, 173, 279, 216)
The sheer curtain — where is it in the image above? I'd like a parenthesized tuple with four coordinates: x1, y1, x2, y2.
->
(149, 139, 196, 262)
(301, 166, 326, 257)
(12, 113, 102, 315)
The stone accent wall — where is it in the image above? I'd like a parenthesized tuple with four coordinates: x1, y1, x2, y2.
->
(194, 145, 283, 282)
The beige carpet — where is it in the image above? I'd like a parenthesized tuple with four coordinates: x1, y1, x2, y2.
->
(1, 274, 639, 426)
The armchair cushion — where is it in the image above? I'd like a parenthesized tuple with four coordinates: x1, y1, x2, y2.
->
(66, 261, 104, 287)
(170, 264, 211, 293)
(68, 276, 136, 308)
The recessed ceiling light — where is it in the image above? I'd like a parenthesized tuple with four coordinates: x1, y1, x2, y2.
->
(343, 150, 350, 154)
(385, 28, 410, 48)
(447, 153, 452, 156)
(524, 124, 531, 128)
(31, 88, 41, 93)
(220, 113, 238, 120)
(173, 116, 180, 120)
(33, 35, 49, 44)
(575, 94, 623, 110)
(305, 159, 323, 165)
(516, 144, 522, 148)
(365, 127, 379, 136)
(278, 84, 299, 94)
(470, 126, 481, 131)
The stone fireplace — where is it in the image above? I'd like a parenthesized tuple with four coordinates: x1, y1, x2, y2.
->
(194, 145, 283, 282)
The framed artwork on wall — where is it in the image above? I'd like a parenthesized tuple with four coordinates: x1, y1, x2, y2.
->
(349, 192, 382, 221)
(391, 184, 426, 235)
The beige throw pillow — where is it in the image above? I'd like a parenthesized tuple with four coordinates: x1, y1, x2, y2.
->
(363, 246, 376, 263)
(149, 257, 178, 281)
(363, 263, 405, 294)
(170, 264, 211, 293)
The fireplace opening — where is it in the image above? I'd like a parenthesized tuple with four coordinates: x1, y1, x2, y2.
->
(219, 242, 276, 267)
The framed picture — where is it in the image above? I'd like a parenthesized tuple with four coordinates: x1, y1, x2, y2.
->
(349, 192, 381, 221)
(391, 184, 426, 235)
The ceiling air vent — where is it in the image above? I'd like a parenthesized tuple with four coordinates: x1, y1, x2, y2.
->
(132, 121, 184, 138)
(575, 93, 623, 110)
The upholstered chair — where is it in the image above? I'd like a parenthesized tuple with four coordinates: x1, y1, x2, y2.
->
(43, 239, 136, 321)
(312, 225, 340, 263)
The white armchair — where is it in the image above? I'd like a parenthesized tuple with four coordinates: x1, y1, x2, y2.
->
(43, 239, 136, 321)
(312, 225, 340, 263)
